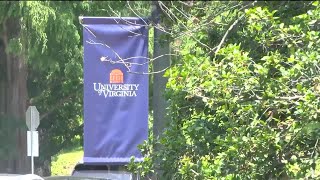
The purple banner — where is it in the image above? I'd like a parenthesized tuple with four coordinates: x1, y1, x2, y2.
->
(82, 17, 148, 164)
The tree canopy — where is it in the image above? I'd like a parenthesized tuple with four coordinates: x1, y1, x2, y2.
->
(130, 1, 320, 179)
(0, 1, 150, 174)
(0, 1, 319, 179)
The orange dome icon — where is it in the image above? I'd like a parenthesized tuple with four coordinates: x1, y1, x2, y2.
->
(110, 69, 123, 83)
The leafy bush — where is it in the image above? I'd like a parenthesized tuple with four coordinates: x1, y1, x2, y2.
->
(130, 1, 320, 179)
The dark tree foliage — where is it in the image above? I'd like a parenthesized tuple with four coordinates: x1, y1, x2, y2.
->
(129, 1, 320, 179)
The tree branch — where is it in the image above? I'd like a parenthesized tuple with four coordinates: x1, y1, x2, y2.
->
(39, 91, 79, 120)
(212, 1, 257, 55)
(128, 65, 171, 75)
(105, 3, 174, 36)
(126, 1, 149, 26)
(158, 1, 213, 50)
(311, 139, 319, 158)
(189, 91, 315, 106)
(86, 39, 177, 74)
(213, 13, 245, 55)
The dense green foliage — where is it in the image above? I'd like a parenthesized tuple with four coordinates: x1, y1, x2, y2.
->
(26, 1, 151, 164)
(1, 1, 319, 178)
(0, 1, 150, 174)
(130, 1, 320, 179)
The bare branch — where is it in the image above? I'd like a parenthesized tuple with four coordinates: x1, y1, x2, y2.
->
(112, 18, 145, 37)
(188, 89, 315, 107)
(82, 5, 176, 72)
(107, 4, 149, 27)
(170, 1, 192, 20)
(87, 39, 177, 68)
(81, 18, 175, 74)
(158, 1, 175, 22)
(107, 3, 174, 37)
(213, 14, 245, 54)
(126, 1, 149, 26)
(86, 39, 132, 71)
(128, 65, 171, 75)
(311, 139, 319, 158)
(158, 1, 213, 50)
(82, 25, 97, 38)
(100, 53, 177, 66)
(212, 1, 258, 55)
(110, 16, 146, 37)
(104, 4, 150, 38)
(177, 1, 194, 7)
(162, 1, 247, 45)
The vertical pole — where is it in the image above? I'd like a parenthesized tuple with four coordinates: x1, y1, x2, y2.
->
(31, 110, 34, 174)
(151, 1, 171, 178)
(31, 137, 34, 174)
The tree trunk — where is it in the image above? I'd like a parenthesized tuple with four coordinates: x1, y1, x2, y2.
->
(0, 16, 29, 174)
(151, 1, 171, 179)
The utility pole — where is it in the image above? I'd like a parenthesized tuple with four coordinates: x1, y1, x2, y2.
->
(151, 1, 171, 178)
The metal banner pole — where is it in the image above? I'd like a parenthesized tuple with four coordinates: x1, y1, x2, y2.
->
(31, 118, 34, 174)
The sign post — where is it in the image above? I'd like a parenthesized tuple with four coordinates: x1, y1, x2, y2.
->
(26, 106, 40, 174)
